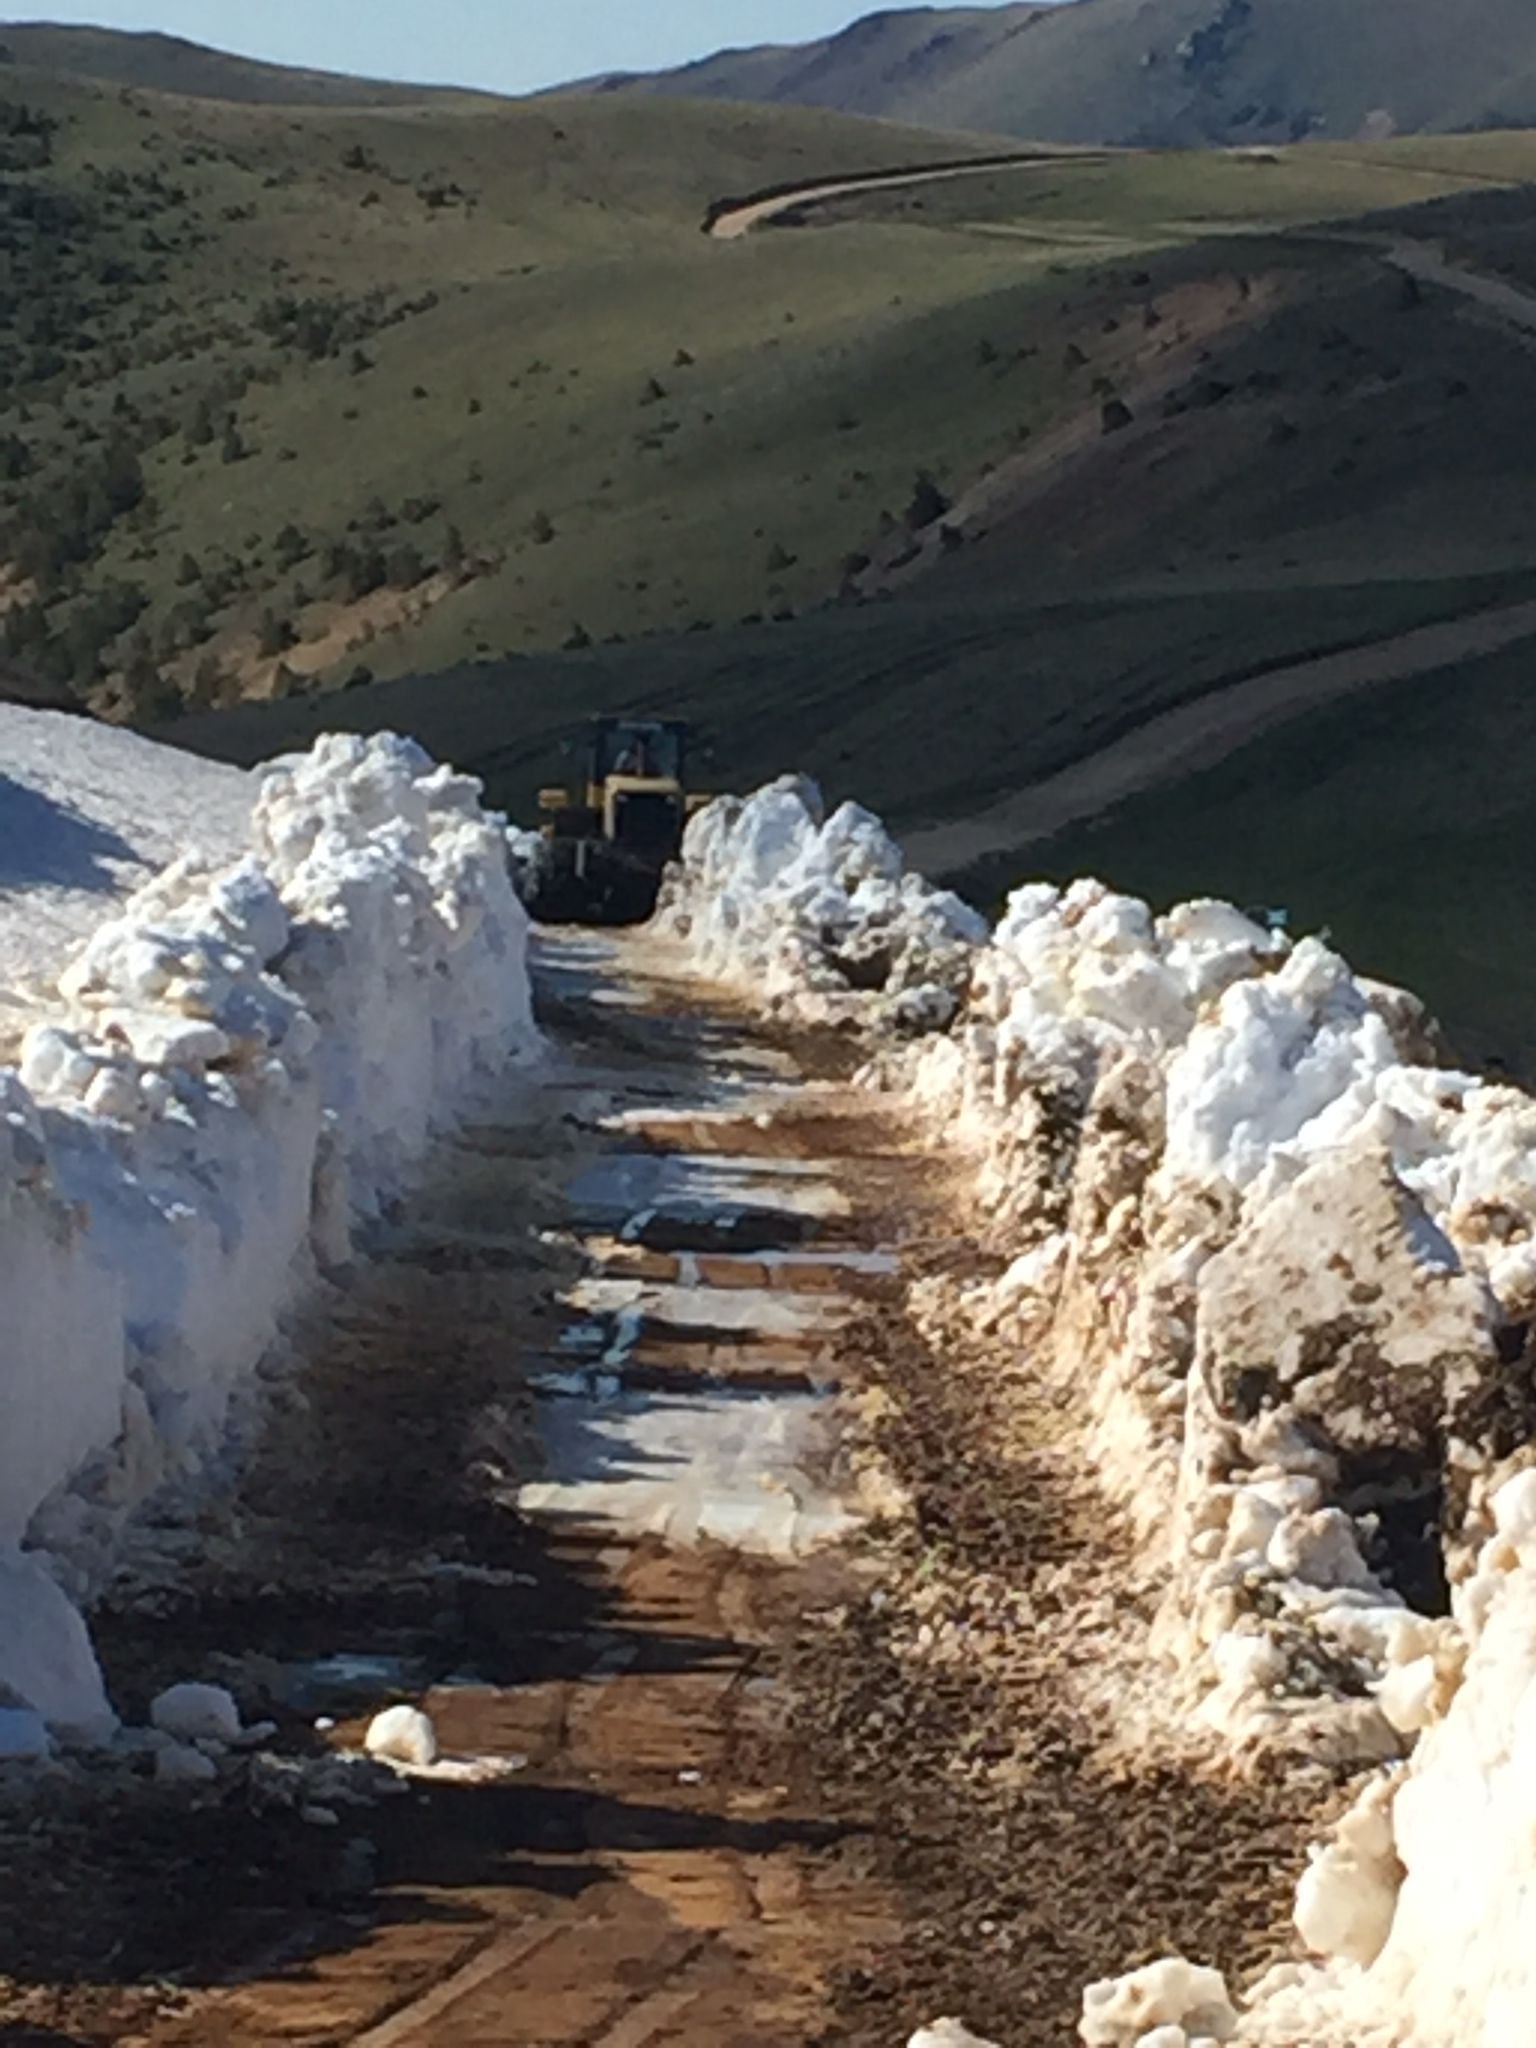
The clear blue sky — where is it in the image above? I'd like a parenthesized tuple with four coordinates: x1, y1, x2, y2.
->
(11, 2, 1028, 94)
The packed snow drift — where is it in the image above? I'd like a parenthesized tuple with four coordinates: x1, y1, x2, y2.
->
(655, 774, 988, 1032)
(668, 777, 1536, 2048)
(0, 725, 534, 1741)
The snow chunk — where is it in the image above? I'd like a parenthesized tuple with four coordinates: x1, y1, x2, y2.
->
(1080, 1958, 1237, 2044)
(656, 776, 985, 1030)
(907, 2023, 1001, 2048)
(0, 1551, 115, 1742)
(155, 1741, 221, 1787)
(1293, 1776, 1401, 1966)
(0, 1708, 52, 1760)
(365, 1704, 438, 1768)
(150, 1683, 243, 1745)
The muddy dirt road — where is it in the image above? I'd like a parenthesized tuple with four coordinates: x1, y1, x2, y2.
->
(0, 932, 1321, 2047)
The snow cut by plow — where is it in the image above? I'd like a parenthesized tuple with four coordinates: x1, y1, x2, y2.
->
(0, 722, 535, 1741)
(663, 772, 1536, 2048)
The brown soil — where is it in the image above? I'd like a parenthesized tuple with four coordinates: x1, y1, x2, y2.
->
(787, 1197, 1347, 2043)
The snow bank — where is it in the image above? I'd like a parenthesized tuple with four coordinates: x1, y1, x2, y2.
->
(658, 783, 1536, 2046)
(1089, 1474, 1536, 2046)
(654, 797, 1536, 1746)
(0, 730, 534, 1737)
(863, 873, 1536, 2047)
(655, 776, 987, 1031)
(860, 876, 1536, 1760)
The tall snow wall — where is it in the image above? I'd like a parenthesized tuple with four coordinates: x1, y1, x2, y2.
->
(661, 775, 1536, 2048)
(0, 732, 534, 1740)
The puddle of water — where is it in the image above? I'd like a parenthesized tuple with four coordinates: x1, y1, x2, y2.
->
(558, 1321, 608, 1354)
(282, 1652, 427, 1712)
(566, 1151, 850, 1233)
(518, 1386, 858, 1559)
(569, 1275, 850, 1337)
(589, 987, 656, 1011)
(531, 1368, 623, 1401)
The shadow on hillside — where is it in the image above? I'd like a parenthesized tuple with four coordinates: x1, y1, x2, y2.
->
(0, 775, 140, 892)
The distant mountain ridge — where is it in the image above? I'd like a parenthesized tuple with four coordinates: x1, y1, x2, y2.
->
(580, 6, 1043, 118)
(580, 0, 1536, 147)
(0, 21, 490, 105)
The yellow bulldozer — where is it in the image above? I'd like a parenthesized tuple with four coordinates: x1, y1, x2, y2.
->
(520, 717, 711, 924)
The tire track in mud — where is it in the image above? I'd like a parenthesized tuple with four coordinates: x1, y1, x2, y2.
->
(784, 1175, 1344, 2045)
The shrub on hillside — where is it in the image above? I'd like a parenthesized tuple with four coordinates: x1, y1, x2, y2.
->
(385, 543, 426, 589)
(324, 540, 388, 602)
(256, 608, 297, 658)
(904, 473, 950, 532)
(273, 523, 309, 570)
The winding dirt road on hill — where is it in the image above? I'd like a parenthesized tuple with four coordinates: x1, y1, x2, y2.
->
(898, 237, 1536, 877)
(0, 932, 1317, 2047)
(706, 149, 1112, 240)
(1382, 234, 1536, 334)
(905, 592, 1536, 876)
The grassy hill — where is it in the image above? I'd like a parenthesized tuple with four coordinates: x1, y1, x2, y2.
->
(0, 56, 1031, 717)
(0, 23, 487, 106)
(14, 28, 1536, 1075)
(592, 0, 1536, 146)
(154, 96, 1536, 1071)
(3, 32, 1526, 728)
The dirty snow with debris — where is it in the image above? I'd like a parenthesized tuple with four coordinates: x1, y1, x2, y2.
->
(662, 781, 1536, 2048)
(0, 723, 535, 1742)
(882, 878, 1536, 2048)
(655, 775, 987, 1031)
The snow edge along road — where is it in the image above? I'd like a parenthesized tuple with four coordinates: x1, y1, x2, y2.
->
(0, 727, 537, 1745)
(660, 773, 1536, 2048)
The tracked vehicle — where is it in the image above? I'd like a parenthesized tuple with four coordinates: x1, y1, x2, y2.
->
(520, 717, 709, 924)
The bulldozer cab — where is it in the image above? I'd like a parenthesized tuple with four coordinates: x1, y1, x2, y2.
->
(583, 718, 689, 861)
(589, 718, 685, 791)
(526, 717, 707, 925)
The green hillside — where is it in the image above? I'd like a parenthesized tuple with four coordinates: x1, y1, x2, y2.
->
(0, 61, 1025, 717)
(1018, 633, 1536, 1077)
(3, 35, 1522, 727)
(0, 22, 487, 106)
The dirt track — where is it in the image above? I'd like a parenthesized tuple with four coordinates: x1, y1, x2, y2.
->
(0, 934, 1324, 2046)
(903, 591, 1536, 875)
(706, 151, 1108, 241)
(898, 239, 1536, 880)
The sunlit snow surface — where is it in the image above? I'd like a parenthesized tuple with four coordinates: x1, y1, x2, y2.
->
(0, 721, 534, 1737)
(0, 705, 252, 1009)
